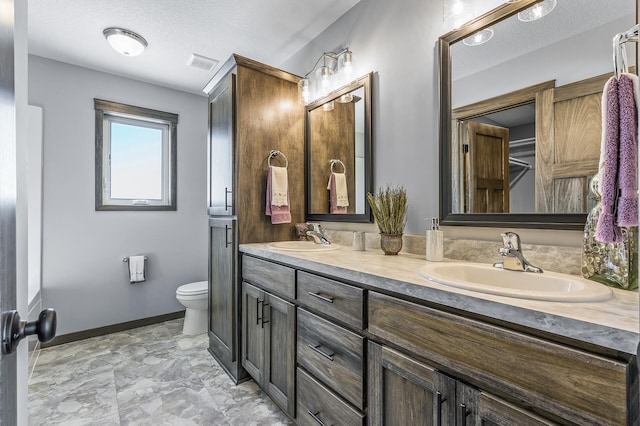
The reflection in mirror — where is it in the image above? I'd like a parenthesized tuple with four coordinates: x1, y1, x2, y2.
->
(440, 0, 636, 228)
(306, 73, 372, 222)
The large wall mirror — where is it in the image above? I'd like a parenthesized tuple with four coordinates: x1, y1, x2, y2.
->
(306, 73, 373, 222)
(439, 0, 637, 229)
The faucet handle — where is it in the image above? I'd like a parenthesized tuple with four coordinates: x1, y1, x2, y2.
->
(500, 232, 521, 250)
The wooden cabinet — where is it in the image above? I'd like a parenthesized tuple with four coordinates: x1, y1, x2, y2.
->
(238, 253, 637, 426)
(368, 291, 635, 425)
(368, 342, 456, 426)
(208, 73, 234, 216)
(207, 218, 244, 380)
(241, 282, 296, 417)
(205, 54, 304, 383)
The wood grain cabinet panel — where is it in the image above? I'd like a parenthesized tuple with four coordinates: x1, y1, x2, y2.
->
(241, 281, 296, 418)
(368, 342, 456, 426)
(242, 255, 295, 300)
(296, 271, 364, 329)
(368, 291, 632, 425)
(296, 368, 365, 426)
(297, 308, 365, 410)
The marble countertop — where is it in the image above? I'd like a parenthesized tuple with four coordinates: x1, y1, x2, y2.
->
(240, 243, 639, 355)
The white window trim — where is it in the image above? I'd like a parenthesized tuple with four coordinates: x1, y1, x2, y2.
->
(95, 99, 178, 211)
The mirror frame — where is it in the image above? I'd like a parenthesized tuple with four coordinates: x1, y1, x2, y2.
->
(305, 72, 373, 223)
(439, 0, 606, 230)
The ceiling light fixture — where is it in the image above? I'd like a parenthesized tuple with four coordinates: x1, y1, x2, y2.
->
(297, 47, 355, 105)
(517, 0, 556, 22)
(103, 27, 148, 56)
(463, 27, 494, 46)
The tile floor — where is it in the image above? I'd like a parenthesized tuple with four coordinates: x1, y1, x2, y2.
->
(28, 319, 292, 425)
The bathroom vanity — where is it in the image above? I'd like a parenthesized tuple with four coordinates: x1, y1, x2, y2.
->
(239, 243, 639, 426)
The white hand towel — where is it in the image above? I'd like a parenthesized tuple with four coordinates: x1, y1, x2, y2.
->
(327, 172, 349, 207)
(270, 166, 289, 207)
(129, 255, 146, 283)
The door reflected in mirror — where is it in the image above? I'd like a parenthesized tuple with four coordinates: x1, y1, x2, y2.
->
(306, 73, 372, 223)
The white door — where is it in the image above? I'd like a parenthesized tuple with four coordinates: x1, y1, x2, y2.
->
(1, 0, 19, 422)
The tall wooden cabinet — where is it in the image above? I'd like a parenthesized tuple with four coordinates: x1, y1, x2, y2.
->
(205, 54, 304, 383)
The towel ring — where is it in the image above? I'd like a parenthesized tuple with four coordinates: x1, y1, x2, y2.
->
(330, 159, 345, 174)
(268, 150, 288, 168)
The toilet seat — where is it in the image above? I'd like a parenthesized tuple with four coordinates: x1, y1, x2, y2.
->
(176, 280, 208, 297)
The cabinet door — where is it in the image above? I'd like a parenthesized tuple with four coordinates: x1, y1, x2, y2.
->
(263, 293, 296, 418)
(208, 73, 235, 215)
(208, 218, 236, 361)
(241, 281, 264, 383)
(457, 383, 558, 426)
(368, 342, 455, 426)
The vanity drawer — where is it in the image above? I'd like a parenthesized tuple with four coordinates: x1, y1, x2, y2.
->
(297, 309, 365, 410)
(241, 255, 295, 300)
(297, 271, 364, 329)
(368, 291, 630, 426)
(297, 368, 365, 426)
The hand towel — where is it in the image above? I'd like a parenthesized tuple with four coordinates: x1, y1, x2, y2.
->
(596, 76, 622, 243)
(615, 72, 639, 227)
(327, 173, 348, 214)
(265, 166, 291, 224)
(128, 255, 146, 283)
(270, 165, 289, 207)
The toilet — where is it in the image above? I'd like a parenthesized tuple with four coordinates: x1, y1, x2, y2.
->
(175, 280, 208, 335)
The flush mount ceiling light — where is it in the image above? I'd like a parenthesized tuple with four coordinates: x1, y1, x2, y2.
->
(518, 0, 556, 22)
(463, 27, 494, 46)
(103, 27, 148, 56)
(297, 47, 355, 105)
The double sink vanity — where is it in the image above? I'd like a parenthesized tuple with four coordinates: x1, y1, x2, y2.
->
(238, 241, 639, 425)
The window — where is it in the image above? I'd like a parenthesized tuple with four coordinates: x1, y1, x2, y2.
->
(95, 99, 178, 210)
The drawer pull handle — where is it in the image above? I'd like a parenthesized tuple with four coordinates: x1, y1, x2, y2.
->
(308, 292, 334, 303)
(308, 410, 331, 426)
(308, 343, 334, 361)
(261, 302, 269, 328)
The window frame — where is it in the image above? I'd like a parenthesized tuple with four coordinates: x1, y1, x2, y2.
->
(95, 99, 178, 211)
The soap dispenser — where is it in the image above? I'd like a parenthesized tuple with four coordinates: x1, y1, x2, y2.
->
(426, 217, 444, 261)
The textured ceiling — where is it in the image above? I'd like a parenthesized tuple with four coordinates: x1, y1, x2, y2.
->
(28, 0, 362, 95)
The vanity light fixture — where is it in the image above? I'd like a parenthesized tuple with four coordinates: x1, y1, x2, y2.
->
(517, 0, 556, 22)
(463, 27, 494, 46)
(297, 47, 355, 105)
(443, 0, 474, 30)
(103, 27, 148, 56)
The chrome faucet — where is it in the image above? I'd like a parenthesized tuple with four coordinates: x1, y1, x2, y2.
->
(493, 232, 543, 273)
(305, 223, 331, 245)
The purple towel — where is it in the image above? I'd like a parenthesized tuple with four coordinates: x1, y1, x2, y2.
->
(615, 73, 638, 227)
(596, 77, 622, 243)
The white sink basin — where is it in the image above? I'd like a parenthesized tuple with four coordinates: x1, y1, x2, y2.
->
(417, 262, 612, 302)
(267, 241, 340, 252)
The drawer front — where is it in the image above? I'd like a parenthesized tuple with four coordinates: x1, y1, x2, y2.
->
(297, 271, 364, 329)
(368, 291, 630, 426)
(297, 368, 365, 426)
(241, 255, 295, 300)
(297, 309, 365, 410)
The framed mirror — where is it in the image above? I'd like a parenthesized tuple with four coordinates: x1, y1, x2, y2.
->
(439, 0, 636, 229)
(305, 73, 373, 222)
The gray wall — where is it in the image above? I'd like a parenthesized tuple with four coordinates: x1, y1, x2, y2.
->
(282, 0, 446, 235)
(281, 0, 587, 246)
(29, 55, 208, 336)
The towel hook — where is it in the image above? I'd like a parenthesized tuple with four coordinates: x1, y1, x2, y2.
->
(268, 150, 288, 168)
(329, 159, 345, 174)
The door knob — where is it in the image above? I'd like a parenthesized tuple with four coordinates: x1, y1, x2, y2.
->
(2, 308, 57, 355)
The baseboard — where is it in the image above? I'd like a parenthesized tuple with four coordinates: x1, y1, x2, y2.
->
(42, 310, 185, 348)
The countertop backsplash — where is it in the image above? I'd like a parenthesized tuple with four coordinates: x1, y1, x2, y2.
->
(323, 229, 582, 276)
